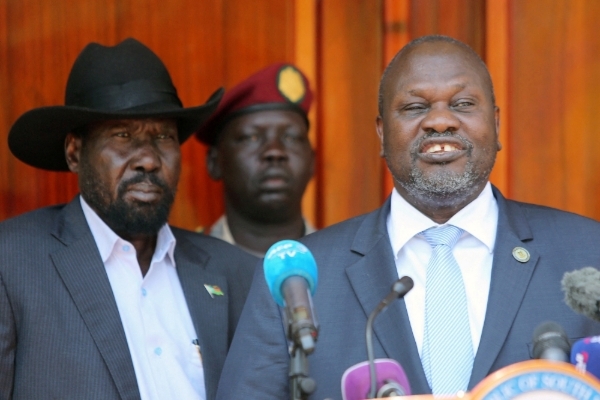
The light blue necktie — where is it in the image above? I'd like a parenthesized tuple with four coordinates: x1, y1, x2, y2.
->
(420, 225, 473, 395)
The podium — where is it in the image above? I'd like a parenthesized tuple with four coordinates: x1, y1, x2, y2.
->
(374, 360, 600, 399)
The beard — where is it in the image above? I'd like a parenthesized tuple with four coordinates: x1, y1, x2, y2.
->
(79, 165, 176, 237)
(394, 132, 495, 210)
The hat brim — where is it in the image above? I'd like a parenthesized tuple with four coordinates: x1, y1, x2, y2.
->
(8, 87, 224, 171)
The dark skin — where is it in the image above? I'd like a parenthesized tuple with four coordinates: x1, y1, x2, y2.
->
(376, 41, 501, 224)
(65, 118, 181, 275)
(207, 110, 315, 255)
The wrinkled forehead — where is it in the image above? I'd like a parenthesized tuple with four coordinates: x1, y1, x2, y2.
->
(387, 42, 492, 99)
(79, 117, 177, 137)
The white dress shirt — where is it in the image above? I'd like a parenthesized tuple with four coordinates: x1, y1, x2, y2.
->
(386, 183, 498, 356)
(80, 197, 205, 400)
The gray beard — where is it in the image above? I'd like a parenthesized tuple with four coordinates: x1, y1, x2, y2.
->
(398, 160, 487, 210)
(395, 132, 494, 210)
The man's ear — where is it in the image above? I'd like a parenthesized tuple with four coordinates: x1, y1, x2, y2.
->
(494, 106, 502, 151)
(65, 133, 82, 173)
(375, 115, 385, 157)
(206, 146, 222, 180)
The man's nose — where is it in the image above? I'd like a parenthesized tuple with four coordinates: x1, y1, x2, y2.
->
(421, 106, 460, 133)
(262, 135, 288, 162)
(131, 141, 162, 172)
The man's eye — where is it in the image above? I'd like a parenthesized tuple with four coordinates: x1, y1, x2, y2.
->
(283, 132, 305, 143)
(237, 133, 260, 143)
(404, 104, 427, 111)
(454, 101, 474, 108)
(114, 131, 129, 138)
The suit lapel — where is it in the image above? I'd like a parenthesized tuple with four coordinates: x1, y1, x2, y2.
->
(346, 200, 432, 394)
(468, 188, 539, 388)
(50, 198, 140, 400)
(174, 234, 228, 400)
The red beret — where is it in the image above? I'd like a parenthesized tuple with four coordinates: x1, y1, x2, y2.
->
(195, 63, 313, 144)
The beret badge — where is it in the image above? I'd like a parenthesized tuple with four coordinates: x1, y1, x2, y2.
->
(277, 65, 306, 104)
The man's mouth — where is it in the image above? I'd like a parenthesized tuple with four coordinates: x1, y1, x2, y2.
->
(417, 136, 469, 163)
(259, 169, 291, 191)
(124, 182, 162, 202)
(422, 143, 462, 154)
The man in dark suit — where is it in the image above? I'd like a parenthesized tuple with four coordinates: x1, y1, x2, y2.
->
(0, 38, 257, 400)
(216, 35, 600, 399)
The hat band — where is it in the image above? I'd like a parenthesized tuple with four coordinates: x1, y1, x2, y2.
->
(68, 79, 182, 111)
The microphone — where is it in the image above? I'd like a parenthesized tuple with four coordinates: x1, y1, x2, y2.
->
(264, 240, 318, 353)
(340, 277, 414, 399)
(341, 359, 411, 400)
(562, 267, 600, 323)
(532, 321, 571, 362)
(571, 336, 600, 379)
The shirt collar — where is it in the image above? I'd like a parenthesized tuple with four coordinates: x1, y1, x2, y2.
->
(388, 182, 498, 258)
(80, 195, 176, 266)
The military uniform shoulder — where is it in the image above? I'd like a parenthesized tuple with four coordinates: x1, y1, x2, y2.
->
(170, 226, 259, 261)
(301, 210, 373, 246)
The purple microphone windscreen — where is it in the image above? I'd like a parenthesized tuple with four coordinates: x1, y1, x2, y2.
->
(341, 359, 411, 400)
(571, 336, 600, 381)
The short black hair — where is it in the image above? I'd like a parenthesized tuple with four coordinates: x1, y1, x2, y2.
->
(377, 35, 496, 116)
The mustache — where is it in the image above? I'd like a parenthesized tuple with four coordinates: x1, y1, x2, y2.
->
(117, 173, 170, 197)
(410, 131, 474, 157)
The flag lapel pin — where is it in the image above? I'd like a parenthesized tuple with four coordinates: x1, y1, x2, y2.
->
(204, 284, 224, 298)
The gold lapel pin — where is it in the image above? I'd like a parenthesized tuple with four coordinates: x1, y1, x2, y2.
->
(512, 247, 530, 263)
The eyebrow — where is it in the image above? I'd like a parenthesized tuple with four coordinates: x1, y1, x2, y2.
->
(103, 121, 130, 129)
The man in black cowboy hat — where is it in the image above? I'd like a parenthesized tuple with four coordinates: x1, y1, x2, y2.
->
(0, 38, 257, 400)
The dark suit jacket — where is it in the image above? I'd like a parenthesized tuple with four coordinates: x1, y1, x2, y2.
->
(216, 188, 600, 399)
(0, 196, 257, 400)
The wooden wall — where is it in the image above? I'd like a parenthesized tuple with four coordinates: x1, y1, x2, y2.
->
(1, 0, 600, 230)
(507, 0, 600, 217)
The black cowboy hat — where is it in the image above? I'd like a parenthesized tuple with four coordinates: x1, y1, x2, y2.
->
(8, 38, 223, 171)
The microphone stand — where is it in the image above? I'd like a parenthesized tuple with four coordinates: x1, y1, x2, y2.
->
(289, 344, 316, 400)
(366, 276, 414, 398)
(283, 277, 318, 400)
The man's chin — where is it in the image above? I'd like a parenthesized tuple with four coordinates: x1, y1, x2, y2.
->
(259, 191, 291, 203)
(100, 200, 173, 237)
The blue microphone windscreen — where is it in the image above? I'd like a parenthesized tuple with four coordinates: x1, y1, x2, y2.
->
(263, 240, 318, 307)
(571, 336, 600, 380)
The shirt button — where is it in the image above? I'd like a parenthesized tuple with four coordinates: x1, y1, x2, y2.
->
(141, 288, 147, 297)
(154, 347, 162, 356)
(123, 245, 130, 252)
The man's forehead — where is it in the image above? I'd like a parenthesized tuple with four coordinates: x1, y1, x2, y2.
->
(397, 42, 478, 73)
(90, 118, 177, 130)
(390, 42, 490, 93)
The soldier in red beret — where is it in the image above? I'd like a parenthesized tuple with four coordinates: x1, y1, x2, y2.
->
(195, 63, 315, 257)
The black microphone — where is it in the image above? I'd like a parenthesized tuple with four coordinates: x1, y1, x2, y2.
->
(366, 276, 414, 398)
(532, 321, 571, 362)
(562, 267, 600, 323)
